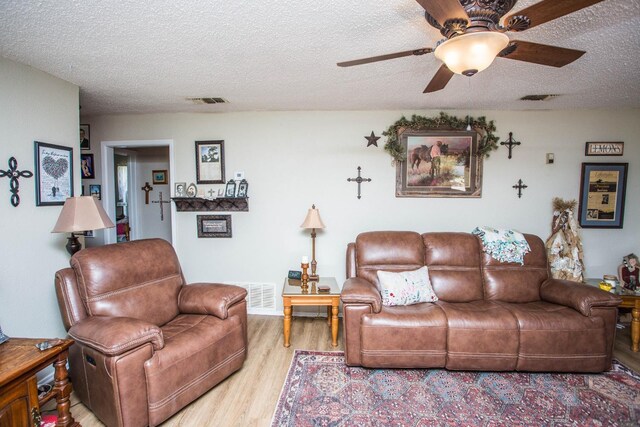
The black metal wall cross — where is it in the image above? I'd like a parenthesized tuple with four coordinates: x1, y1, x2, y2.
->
(512, 179, 528, 198)
(0, 157, 33, 207)
(347, 166, 371, 199)
(500, 132, 521, 159)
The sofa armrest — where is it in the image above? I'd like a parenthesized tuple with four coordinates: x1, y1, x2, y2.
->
(340, 277, 382, 313)
(540, 279, 622, 316)
(68, 316, 164, 356)
(178, 283, 247, 319)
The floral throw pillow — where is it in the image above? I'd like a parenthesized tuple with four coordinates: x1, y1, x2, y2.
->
(377, 266, 438, 307)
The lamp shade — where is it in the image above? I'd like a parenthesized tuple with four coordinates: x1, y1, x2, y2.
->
(434, 32, 509, 76)
(300, 205, 325, 229)
(52, 196, 115, 233)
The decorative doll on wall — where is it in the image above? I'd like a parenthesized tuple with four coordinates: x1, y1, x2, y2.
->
(545, 198, 585, 282)
(619, 253, 639, 291)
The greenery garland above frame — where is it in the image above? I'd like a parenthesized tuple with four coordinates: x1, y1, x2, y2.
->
(382, 112, 499, 163)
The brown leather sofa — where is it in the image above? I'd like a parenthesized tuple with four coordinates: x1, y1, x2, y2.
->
(341, 231, 622, 372)
(55, 239, 247, 427)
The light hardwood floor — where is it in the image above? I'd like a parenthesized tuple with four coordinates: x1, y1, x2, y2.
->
(46, 314, 639, 427)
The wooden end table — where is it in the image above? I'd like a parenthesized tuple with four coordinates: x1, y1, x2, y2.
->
(0, 338, 79, 426)
(282, 277, 340, 347)
(586, 278, 640, 352)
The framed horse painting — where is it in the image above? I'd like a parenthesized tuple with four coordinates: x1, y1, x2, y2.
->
(396, 129, 482, 197)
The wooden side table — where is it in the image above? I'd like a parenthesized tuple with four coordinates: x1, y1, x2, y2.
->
(282, 277, 340, 347)
(0, 338, 79, 426)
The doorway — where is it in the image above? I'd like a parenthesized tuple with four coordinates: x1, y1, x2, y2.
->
(100, 139, 175, 245)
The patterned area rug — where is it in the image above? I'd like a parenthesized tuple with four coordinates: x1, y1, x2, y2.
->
(271, 350, 640, 426)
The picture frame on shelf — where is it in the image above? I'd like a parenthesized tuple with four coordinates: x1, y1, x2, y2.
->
(83, 230, 94, 238)
(152, 169, 168, 184)
(34, 141, 74, 206)
(585, 141, 624, 156)
(80, 124, 90, 150)
(80, 153, 95, 179)
(578, 162, 628, 228)
(89, 184, 101, 200)
(237, 179, 248, 198)
(225, 179, 237, 197)
(175, 182, 187, 197)
(396, 129, 482, 198)
(197, 214, 232, 238)
(195, 140, 225, 184)
(186, 183, 198, 197)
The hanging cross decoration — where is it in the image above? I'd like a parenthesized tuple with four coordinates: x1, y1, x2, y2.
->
(512, 179, 528, 198)
(500, 132, 521, 159)
(347, 166, 371, 199)
(141, 182, 153, 204)
(0, 157, 33, 207)
(208, 188, 216, 198)
(152, 191, 171, 221)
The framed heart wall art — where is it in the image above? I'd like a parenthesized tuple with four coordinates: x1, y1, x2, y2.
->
(34, 141, 74, 206)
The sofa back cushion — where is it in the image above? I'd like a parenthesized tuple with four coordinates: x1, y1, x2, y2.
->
(422, 232, 484, 302)
(355, 231, 424, 291)
(71, 238, 183, 325)
(481, 234, 549, 302)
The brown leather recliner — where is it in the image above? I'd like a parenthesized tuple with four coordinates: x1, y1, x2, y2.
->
(55, 239, 248, 427)
(341, 231, 622, 372)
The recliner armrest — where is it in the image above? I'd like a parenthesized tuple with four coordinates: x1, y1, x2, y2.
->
(540, 279, 622, 316)
(178, 283, 247, 319)
(68, 316, 164, 356)
(340, 277, 382, 313)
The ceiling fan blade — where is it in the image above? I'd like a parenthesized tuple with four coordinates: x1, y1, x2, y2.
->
(424, 64, 454, 93)
(505, 0, 605, 30)
(337, 48, 433, 67)
(415, 0, 469, 26)
(499, 41, 585, 67)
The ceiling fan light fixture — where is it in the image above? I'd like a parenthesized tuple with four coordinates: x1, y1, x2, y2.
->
(435, 32, 509, 76)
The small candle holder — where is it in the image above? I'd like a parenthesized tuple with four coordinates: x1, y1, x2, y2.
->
(301, 262, 309, 293)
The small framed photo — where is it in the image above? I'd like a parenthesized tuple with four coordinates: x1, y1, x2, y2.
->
(237, 179, 249, 198)
(152, 169, 168, 184)
(197, 215, 232, 238)
(196, 140, 225, 184)
(89, 184, 101, 200)
(186, 183, 198, 197)
(80, 124, 90, 150)
(81, 184, 85, 196)
(175, 182, 187, 197)
(585, 142, 624, 156)
(578, 163, 628, 228)
(81, 153, 95, 179)
(83, 230, 94, 238)
(225, 179, 237, 198)
(34, 141, 74, 206)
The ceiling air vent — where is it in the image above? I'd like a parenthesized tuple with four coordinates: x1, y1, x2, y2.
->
(187, 97, 229, 104)
(519, 94, 560, 101)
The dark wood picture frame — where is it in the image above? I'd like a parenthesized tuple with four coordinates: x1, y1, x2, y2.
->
(80, 124, 90, 150)
(195, 140, 225, 184)
(197, 214, 232, 238)
(585, 141, 624, 156)
(89, 184, 101, 200)
(80, 153, 95, 179)
(152, 169, 168, 184)
(34, 141, 74, 206)
(578, 162, 628, 228)
(396, 129, 482, 198)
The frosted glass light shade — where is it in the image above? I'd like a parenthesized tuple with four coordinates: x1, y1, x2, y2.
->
(434, 32, 509, 76)
(52, 196, 115, 233)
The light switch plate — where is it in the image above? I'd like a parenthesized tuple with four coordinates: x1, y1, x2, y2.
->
(234, 171, 245, 180)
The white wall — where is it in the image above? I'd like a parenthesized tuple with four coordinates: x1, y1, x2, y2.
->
(135, 147, 171, 242)
(82, 109, 640, 312)
(0, 56, 79, 337)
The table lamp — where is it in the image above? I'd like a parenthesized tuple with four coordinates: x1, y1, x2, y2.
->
(300, 204, 325, 281)
(52, 196, 115, 255)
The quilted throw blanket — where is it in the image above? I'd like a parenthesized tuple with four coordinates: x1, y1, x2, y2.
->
(472, 226, 531, 265)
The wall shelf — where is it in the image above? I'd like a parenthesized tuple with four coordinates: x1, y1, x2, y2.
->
(172, 197, 248, 212)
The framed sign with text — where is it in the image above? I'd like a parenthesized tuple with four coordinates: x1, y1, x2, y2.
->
(585, 141, 624, 156)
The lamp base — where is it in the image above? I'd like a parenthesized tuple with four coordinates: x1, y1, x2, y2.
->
(66, 234, 82, 256)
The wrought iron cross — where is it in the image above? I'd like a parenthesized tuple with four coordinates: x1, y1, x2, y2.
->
(152, 191, 171, 221)
(500, 132, 521, 159)
(512, 179, 528, 198)
(347, 166, 372, 199)
(0, 157, 33, 207)
(141, 182, 153, 204)
(208, 188, 216, 198)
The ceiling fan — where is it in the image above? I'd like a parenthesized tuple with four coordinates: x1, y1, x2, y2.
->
(337, 0, 604, 93)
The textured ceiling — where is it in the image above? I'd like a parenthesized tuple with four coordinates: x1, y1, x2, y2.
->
(1, 0, 639, 115)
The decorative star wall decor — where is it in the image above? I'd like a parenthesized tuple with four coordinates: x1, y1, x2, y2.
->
(0, 157, 33, 207)
(347, 166, 371, 199)
(365, 131, 380, 147)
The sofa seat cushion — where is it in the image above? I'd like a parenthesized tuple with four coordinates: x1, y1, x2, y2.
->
(144, 314, 246, 425)
(500, 301, 609, 372)
(437, 301, 518, 371)
(361, 303, 447, 368)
